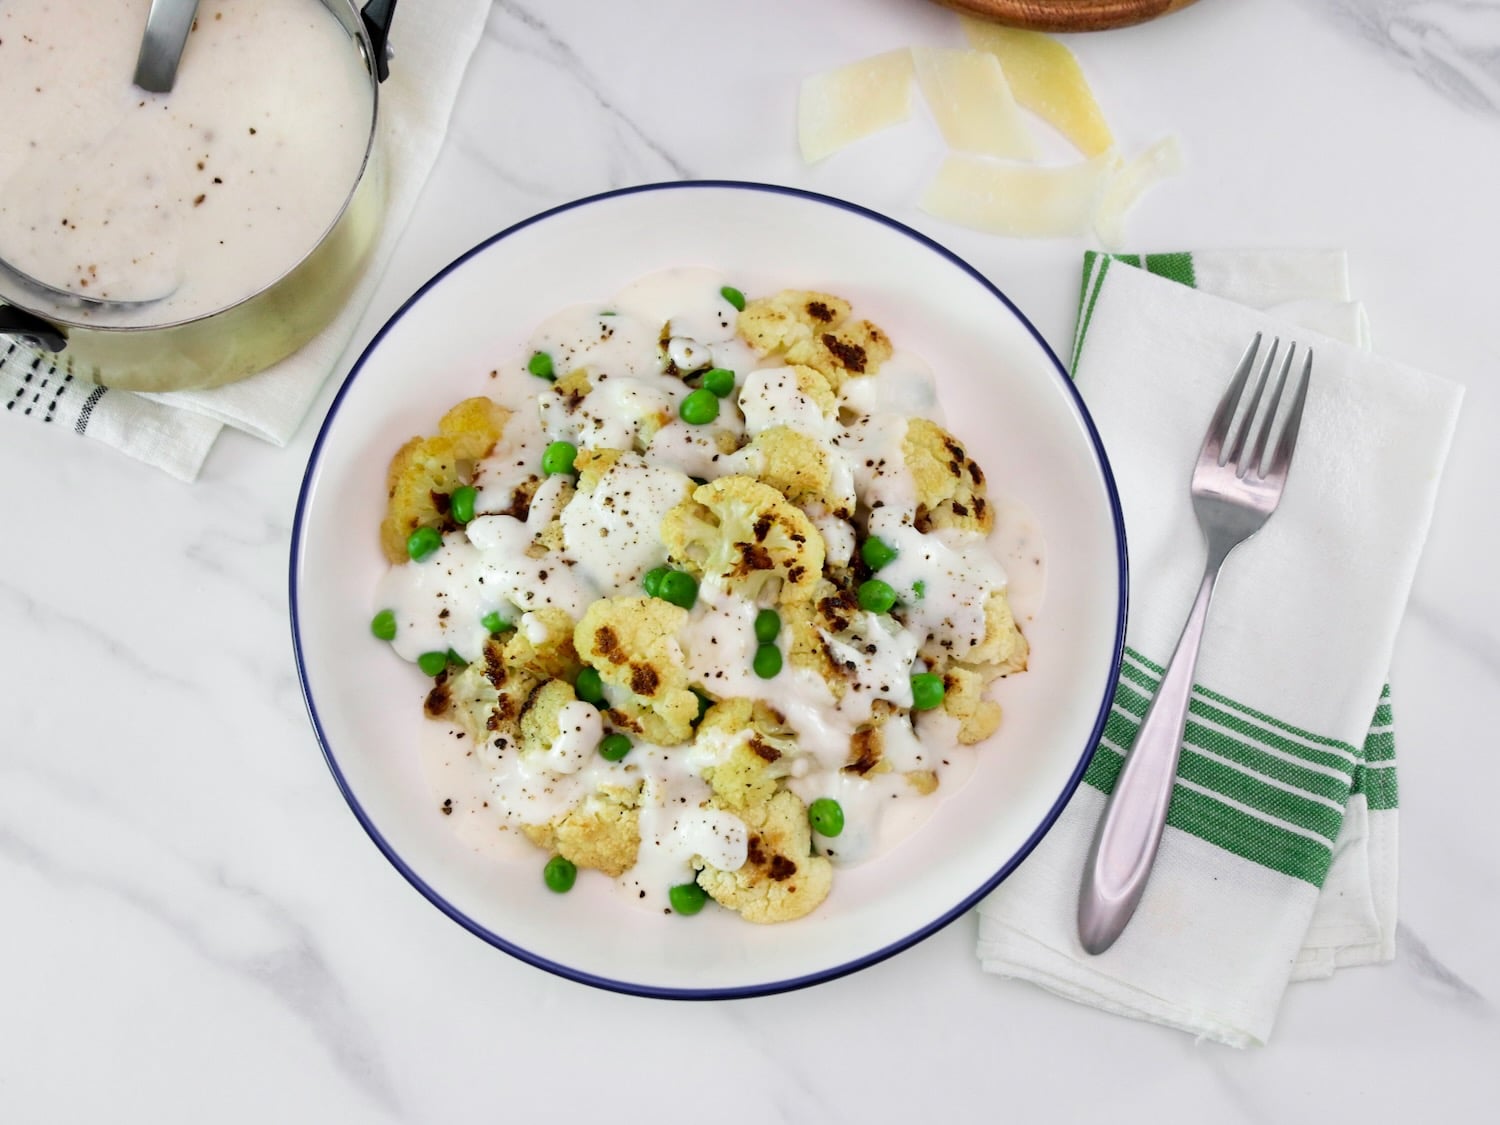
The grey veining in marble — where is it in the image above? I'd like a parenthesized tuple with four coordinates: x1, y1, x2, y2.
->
(487, 0, 693, 182)
(1398, 923, 1492, 1009)
(1304, 0, 1500, 113)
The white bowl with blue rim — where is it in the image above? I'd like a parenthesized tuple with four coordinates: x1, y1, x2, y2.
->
(291, 181, 1126, 997)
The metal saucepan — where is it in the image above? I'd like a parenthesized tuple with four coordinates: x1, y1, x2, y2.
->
(0, 0, 398, 393)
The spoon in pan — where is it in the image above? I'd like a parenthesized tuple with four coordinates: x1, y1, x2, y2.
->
(132, 0, 202, 95)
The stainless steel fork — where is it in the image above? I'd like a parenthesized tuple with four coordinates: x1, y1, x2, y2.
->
(1077, 333, 1314, 955)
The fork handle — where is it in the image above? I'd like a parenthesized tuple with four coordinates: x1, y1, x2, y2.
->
(1077, 557, 1223, 955)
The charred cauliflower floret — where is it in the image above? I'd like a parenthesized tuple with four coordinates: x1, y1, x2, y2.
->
(574, 597, 698, 745)
(737, 364, 837, 436)
(737, 291, 892, 391)
(431, 637, 541, 755)
(696, 789, 833, 923)
(903, 417, 994, 536)
(778, 580, 863, 695)
(518, 678, 582, 755)
(938, 665, 1003, 745)
(743, 427, 853, 517)
(696, 699, 798, 810)
(572, 447, 625, 492)
(527, 476, 576, 556)
(921, 590, 1029, 675)
(521, 785, 643, 877)
(554, 367, 593, 400)
(661, 476, 825, 605)
(380, 396, 509, 562)
(784, 318, 893, 391)
(737, 291, 852, 354)
(504, 608, 583, 682)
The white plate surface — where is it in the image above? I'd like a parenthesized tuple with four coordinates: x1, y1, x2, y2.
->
(291, 182, 1126, 997)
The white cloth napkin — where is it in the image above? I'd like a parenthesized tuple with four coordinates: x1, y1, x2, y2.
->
(975, 250, 1462, 1046)
(0, 0, 490, 481)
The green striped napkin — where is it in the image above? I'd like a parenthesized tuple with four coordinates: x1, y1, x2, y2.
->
(975, 250, 1461, 1046)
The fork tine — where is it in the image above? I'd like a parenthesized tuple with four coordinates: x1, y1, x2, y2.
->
(1247, 342, 1295, 477)
(1224, 337, 1278, 470)
(1200, 332, 1261, 465)
(1268, 349, 1313, 479)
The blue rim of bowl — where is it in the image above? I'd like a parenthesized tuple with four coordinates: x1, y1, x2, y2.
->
(290, 179, 1128, 1001)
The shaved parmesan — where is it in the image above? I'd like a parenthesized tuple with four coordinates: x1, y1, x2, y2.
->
(1094, 135, 1185, 248)
(960, 17, 1114, 158)
(910, 47, 1037, 159)
(920, 151, 1118, 238)
(798, 50, 915, 164)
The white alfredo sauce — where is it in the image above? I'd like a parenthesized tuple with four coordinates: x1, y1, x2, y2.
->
(382, 267, 1037, 913)
(0, 0, 372, 325)
(560, 455, 690, 591)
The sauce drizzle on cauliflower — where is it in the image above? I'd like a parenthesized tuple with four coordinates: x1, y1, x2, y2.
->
(373, 268, 1031, 923)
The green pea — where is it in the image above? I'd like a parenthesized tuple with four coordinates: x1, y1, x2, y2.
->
(912, 579, 926, 600)
(543, 855, 577, 893)
(669, 881, 709, 915)
(642, 565, 672, 597)
(808, 797, 844, 838)
(678, 387, 720, 426)
(753, 642, 782, 680)
(480, 610, 510, 635)
(370, 609, 397, 641)
(910, 672, 946, 711)
(406, 525, 442, 562)
(691, 688, 713, 726)
(753, 608, 781, 644)
(574, 666, 605, 705)
(658, 569, 698, 610)
(598, 733, 632, 762)
(449, 485, 477, 525)
(858, 578, 897, 614)
(861, 536, 898, 571)
(417, 651, 448, 677)
(541, 440, 578, 476)
(527, 351, 555, 380)
(720, 286, 746, 311)
(701, 367, 735, 398)
(446, 648, 467, 668)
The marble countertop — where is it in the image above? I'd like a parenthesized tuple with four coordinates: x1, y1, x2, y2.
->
(4, 0, 1497, 1119)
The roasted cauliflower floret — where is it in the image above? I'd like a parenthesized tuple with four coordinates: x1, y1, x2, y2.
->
(784, 317, 893, 391)
(737, 291, 891, 391)
(521, 785, 643, 877)
(695, 790, 833, 923)
(574, 597, 698, 745)
(921, 590, 1029, 675)
(431, 637, 541, 754)
(572, 447, 625, 492)
(380, 396, 509, 562)
(661, 476, 825, 605)
(744, 427, 853, 517)
(903, 417, 994, 536)
(736, 364, 837, 436)
(554, 367, 593, 399)
(504, 608, 582, 682)
(969, 590, 1029, 673)
(737, 290, 852, 354)
(696, 699, 799, 810)
(518, 678, 582, 755)
(937, 665, 1003, 745)
(527, 476, 576, 556)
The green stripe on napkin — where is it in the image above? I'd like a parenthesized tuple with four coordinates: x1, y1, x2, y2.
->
(1073, 253, 1398, 886)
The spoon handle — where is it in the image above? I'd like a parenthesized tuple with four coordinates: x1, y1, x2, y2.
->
(133, 0, 201, 94)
